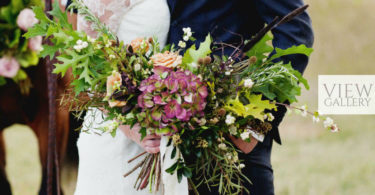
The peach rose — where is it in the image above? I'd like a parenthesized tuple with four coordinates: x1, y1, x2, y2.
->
(106, 71, 127, 107)
(130, 37, 149, 53)
(150, 51, 182, 68)
(0, 57, 20, 78)
(17, 8, 39, 31)
(28, 36, 43, 52)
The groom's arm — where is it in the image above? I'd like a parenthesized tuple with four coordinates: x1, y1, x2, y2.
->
(254, 0, 314, 73)
(255, 0, 314, 145)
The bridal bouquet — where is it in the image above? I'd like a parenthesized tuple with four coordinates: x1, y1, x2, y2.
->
(26, 1, 339, 194)
(0, 0, 43, 94)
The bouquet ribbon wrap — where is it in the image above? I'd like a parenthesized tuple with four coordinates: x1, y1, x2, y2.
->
(160, 136, 189, 195)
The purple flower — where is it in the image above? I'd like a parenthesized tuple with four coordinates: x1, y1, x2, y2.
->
(165, 100, 182, 119)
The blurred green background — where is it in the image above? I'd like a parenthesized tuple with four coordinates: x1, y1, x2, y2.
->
(2, 0, 375, 194)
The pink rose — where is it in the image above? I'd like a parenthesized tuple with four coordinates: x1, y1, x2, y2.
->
(28, 36, 43, 52)
(16, 8, 39, 31)
(0, 57, 20, 78)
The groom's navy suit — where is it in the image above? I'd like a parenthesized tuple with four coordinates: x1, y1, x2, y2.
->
(167, 0, 313, 194)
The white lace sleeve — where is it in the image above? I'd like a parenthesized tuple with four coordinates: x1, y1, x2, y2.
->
(77, 0, 138, 37)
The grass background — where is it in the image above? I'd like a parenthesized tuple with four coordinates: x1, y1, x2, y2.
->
(3, 0, 375, 194)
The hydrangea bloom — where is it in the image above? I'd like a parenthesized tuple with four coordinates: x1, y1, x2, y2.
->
(138, 66, 208, 133)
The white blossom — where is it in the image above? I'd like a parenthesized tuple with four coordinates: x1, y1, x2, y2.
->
(74, 39, 89, 52)
(218, 143, 227, 151)
(229, 125, 237, 135)
(312, 116, 320, 123)
(225, 114, 236, 125)
(323, 117, 334, 128)
(109, 54, 116, 59)
(239, 164, 245, 169)
(240, 130, 250, 140)
(178, 41, 186, 48)
(244, 79, 254, 88)
(331, 124, 339, 132)
(134, 63, 141, 72)
(225, 71, 231, 76)
(300, 105, 307, 117)
(183, 35, 189, 41)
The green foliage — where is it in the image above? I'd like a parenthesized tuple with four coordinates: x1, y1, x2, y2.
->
(250, 62, 309, 103)
(182, 34, 212, 73)
(267, 44, 314, 62)
(245, 33, 274, 64)
(0, 0, 43, 89)
(225, 94, 277, 121)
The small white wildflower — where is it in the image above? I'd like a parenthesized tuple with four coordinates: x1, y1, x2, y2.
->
(87, 36, 95, 43)
(183, 35, 189, 41)
(186, 31, 192, 37)
(240, 130, 250, 140)
(300, 105, 307, 117)
(109, 54, 116, 59)
(323, 117, 334, 128)
(178, 41, 186, 48)
(218, 143, 227, 151)
(225, 153, 232, 160)
(264, 113, 274, 121)
(312, 116, 320, 123)
(225, 114, 236, 125)
(239, 164, 245, 169)
(233, 154, 239, 162)
(134, 63, 141, 72)
(73, 45, 82, 52)
(225, 71, 231, 76)
(330, 124, 339, 132)
(81, 41, 88, 49)
(76, 40, 83, 45)
(105, 41, 111, 48)
(199, 118, 207, 126)
(229, 125, 237, 135)
(244, 79, 254, 88)
(183, 27, 191, 34)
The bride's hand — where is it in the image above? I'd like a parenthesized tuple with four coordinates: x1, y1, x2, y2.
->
(119, 124, 161, 154)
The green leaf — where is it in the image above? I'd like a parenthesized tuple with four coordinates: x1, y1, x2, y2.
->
(32, 6, 51, 24)
(54, 50, 88, 76)
(165, 162, 178, 174)
(78, 58, 93, 85)
(40, 44, 60, 59)
(245, 33, 274, 63)
(8, 29, 21, 48)
(13, 69, 27, 81)
(182, 167, 192, 178)
(110, 129, 117, 137)
(17, 51, 39, 68)
(139, 127, 147, 140)
(0, 77, 6, 86)
(268, 45, 314, 62)
(71, 79, 87, 94)
(24, 23, 47, 38)
(182, 34, 212, 73)
(225, 94, 277, 121)
(49, 1, 72, 30)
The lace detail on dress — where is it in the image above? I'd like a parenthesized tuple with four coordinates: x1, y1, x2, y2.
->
(77, 0, 142, 37)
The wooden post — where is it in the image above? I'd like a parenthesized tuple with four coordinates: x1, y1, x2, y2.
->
(45, 0, 60, 194)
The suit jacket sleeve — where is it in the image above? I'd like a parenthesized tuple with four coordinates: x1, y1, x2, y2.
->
(254, 0, 314, 145)
(254, 0, 314, 73)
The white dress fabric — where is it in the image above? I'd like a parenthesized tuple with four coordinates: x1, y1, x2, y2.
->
(74, 1, 172, 194)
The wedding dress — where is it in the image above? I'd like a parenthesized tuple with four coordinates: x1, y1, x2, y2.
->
(74, 0, 171, 194)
